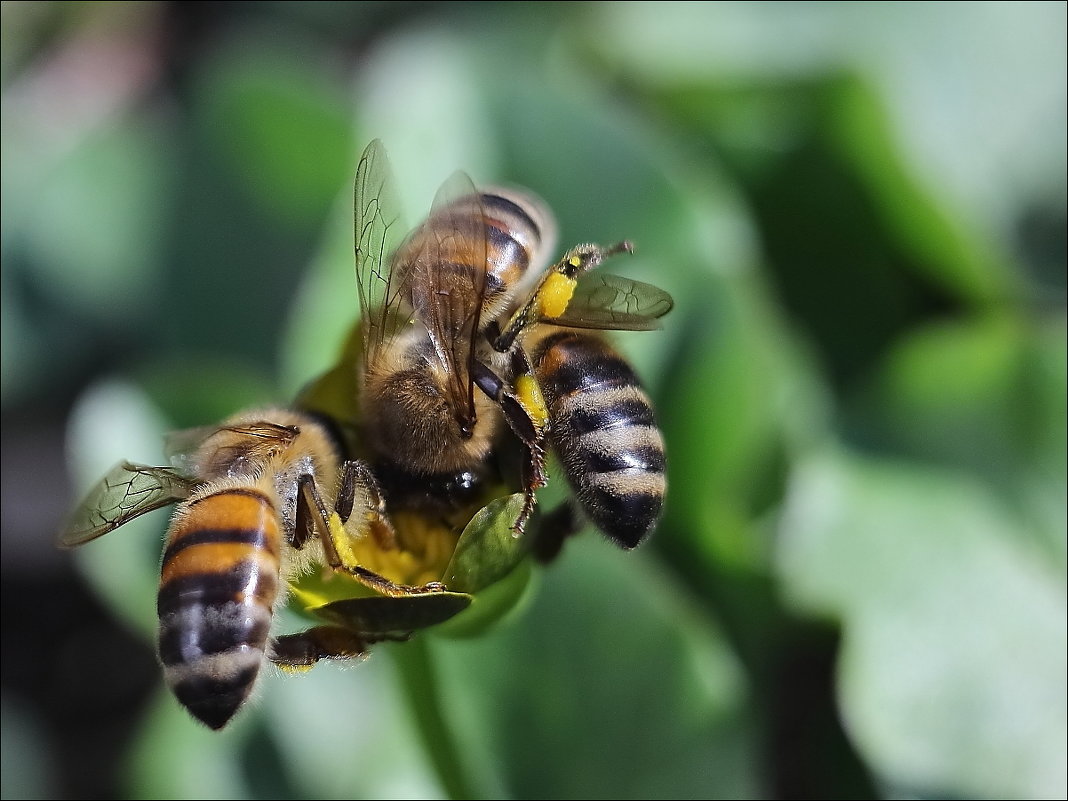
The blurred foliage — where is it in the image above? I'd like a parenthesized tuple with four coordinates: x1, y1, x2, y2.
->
(2, 2, 1065, 799)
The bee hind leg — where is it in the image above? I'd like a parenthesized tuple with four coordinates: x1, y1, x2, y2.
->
(471, 352, 549, 535)
(269, 626, 369, 670)
(269, 626, 409, 670)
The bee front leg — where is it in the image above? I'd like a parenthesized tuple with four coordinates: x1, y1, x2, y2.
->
(334, 459, 397, 550)
(295, 472, 445, 597)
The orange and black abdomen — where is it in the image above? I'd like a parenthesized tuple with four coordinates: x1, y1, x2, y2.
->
(533, 331, 666, 549)
(393, 189, 549, 320)
(478, 191, 546, 305)
(157, 488, 280, 730)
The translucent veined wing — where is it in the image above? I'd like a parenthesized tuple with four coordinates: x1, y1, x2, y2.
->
(166, 419, 300, 479)
(544, 273, 674, 331)
(353, 139, 411, 372)
(400, 172, 488, 433)
(58, 461, 195, 548)
(216, 421, 301, 442)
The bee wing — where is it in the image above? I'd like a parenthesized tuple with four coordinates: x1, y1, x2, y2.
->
(166, 419, 300, 477)
(353, 139, 412, 371)
(58, 461, 195, 548)
(163, 422, 225, 468)
(543, 273, 675, 331)
(407, 172, 487, 429)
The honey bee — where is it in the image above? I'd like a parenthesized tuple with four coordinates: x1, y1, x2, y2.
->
(59, 408, 467, 730)
(59, 142, 672, 728)
(333, 139, 673, 552)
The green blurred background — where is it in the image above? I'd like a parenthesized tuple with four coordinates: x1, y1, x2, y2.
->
(2, 2, 1064, 798)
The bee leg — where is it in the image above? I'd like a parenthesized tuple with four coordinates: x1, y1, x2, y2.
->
(270, 626, 412, 669)
(292, 478, 318, 550)
(514, 439, 547, 535)
(489, 241, 634, 352)
(505, 347, 552, 534)
(269, 626, 395, 670)
(296, 473, 446, 597)
(531, 498, 584, 564)
(471, 353, 549, 534)
(335, 460, 397, 550)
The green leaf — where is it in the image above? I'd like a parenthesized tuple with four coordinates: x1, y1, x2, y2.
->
(427, 536, 756, 798)
(195, 45, 355, 230)
(64, 378, 171, 642)
(280, 199, 364, 402)
(6, 116, 171, 319)
(314, 592, 472, 637)
(441, 493, 530, 594)
(265, 646, 446, 799)
(777, 448, 1067, 798)
(431, 560, 535, 640)
(642, 73, 1019, 390)
(125, 687, 252, 798)
(137, 356, 278, 431)
(849, 315, 1067, 564)
(1, 696, 58, 800)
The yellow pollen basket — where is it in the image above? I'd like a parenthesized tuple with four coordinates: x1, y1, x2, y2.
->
(515, 374, 549, 429)
(328, 511, 359, 568)
(536, 272, 577, 319)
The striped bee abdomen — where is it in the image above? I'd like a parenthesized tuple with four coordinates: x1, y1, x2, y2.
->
(479, 190, 549, 298)
(532, 331, 666, 549)
(393, 188, 553, 324)
(157, 487, 281, 730)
